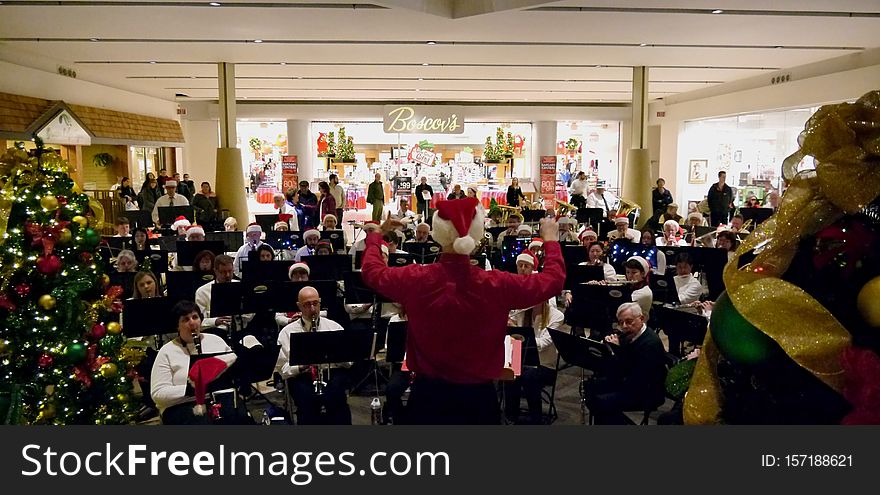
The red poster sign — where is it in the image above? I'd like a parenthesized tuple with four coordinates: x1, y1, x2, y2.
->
(540, 155, 557, 205)
(281, 155, 298, 191)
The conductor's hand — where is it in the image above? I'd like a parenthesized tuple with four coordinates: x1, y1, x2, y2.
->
(539, 217, 559, 242)
(380, 211, 405, 233)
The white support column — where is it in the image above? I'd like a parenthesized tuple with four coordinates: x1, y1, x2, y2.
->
(622, 66, 652, 227)
(286, 119, 312, 183)
(213, 62, 249, 224)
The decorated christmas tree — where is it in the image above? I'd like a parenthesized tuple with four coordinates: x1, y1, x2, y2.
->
(685, 90, 880, 424)
(0, 140, 138, 424)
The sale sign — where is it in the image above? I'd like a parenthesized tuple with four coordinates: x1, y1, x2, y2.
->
(540, 155, 557, 205)
(281, 155, 298, 191)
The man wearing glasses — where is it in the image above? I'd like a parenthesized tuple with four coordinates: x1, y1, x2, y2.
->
(584, 302, 667, 425)
(275, 286, 351, 424)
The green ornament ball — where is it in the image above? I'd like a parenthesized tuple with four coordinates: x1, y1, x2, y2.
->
(64, 342, 88, 363)
(710, 291, 781, 367)
(83, 228, 101, 248)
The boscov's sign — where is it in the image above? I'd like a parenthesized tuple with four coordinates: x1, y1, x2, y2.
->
(383, 105, 465, 134)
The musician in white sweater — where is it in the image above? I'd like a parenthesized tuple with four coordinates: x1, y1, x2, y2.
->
(672, 253, 703, 305)
(625, 256, 654, 316)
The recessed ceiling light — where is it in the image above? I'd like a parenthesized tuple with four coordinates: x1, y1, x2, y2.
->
(422, 62, 429, 66)
(774, 45, 783, 49)
(639, 43, 647, 47)
(149, 61, 157, 64)
(210, 2, 222, 6)
(253, 39, 263, 43)
(415, 89, 421, 92)
(191, 76, 197, 79)
(426, 41, 436, 45)
(297, 76, 303, 79)
(711, 9, 723, 14)
(417, 78, 423, 81)
(89, 38, 100, 42)
(279, 62, 286, 65)
(595, 64, 603, 68)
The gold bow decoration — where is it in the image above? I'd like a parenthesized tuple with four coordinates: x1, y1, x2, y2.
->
(685, 90, 880, 424)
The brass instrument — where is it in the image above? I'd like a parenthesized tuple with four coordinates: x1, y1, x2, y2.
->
(496, 204, 521, 223)
(612, 198, 641, 219)
(309, 314, 327, 398)
(555, 198, 578, 217)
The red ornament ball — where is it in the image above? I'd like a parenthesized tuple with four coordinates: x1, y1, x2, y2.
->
(36, 255, 62, 275)
(57, 196, 68, 206)
(90, 323, 106, 341)
(38, 353, 54, 368)
(80, 252, 93, 263)
(14, 283, 31, 297)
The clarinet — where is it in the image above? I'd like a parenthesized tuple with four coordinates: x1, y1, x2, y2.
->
(308, 314, 327, 398)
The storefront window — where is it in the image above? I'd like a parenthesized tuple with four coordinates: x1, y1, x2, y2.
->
(556, 121, 622, 191)
(236, 121, 288, 194)
(678, 107, 819, 207)
(130, 146, 162, 187)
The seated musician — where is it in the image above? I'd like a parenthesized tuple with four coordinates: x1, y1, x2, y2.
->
(132, 227, 152, 251)
(730, 213, 750, 234)
(171, 224, 207, 271)
(295, 228, 321, 261)
(133, 270, 162, 299)
(114, 216, 131, 238)
(486, 209, 504, 229)
(195, 254, 240, 330)
(130, 269, 164, 419)
(673, 253, 703, 305)
(625, 256, 653, 316)
(563, 241, 616, 308)
(233, 223, 266, 278)
(516, 224, 533, 238)
(321, 214, 338, 231)
(656, 220, 687, 247)
(412, 222, 433, 243)
(384, 230, 408, 254)
(686, 211, 707, 228)
(275, 286, 352, 425)
(607, 216, 640, 243)
(528, 238, 544, 267)
(639, 229, 666, 274)
(584, 302, 667, 424)
(505, 252, 564, 424)
(578, 227, 598, 246)
(171, 215, 191, 236)
(716, 230, 739, 262)
(658, 203, 683, 225)
(557, 216, 579, 243)
(495, 213, 524, 249)
(115, 249, 138, 273)
(314, 240, 333, 256)
(193, 250, 216, 279)
(256, 244, 276, 262)
(151, 300, 250, 425)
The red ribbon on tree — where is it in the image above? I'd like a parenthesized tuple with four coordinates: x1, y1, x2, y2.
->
(25, 220, 71, 256)
(72, 344, 110, 388)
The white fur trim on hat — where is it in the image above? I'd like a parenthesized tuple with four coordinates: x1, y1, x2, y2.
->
(288, 262, 310, 278)
(626, 255, 650, 274)
(246, 224, 262, 234)
(171, 217, 191, 231)
(431, 203, 486, 255)
(528, 239, 544, 250)
(185, 225, 205, 239)
(164, 180, 177, 187)
(303, 229, 321, 240)
(516, 252, 536, 266)
(614, 216, 630, 225)
(517, 225, 533, 235)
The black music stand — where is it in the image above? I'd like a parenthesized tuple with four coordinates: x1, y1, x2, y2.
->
(122, 297, 174, 343)
(562, 244, 587, 267)
(655, 306, 708, 357)
(344, 270, 392, 304)
(402, 242, 441, 264)
(264, 231, 304, 251)
(209, 283, 244, 317)
(385, 321, 407, 363)
(565, 283, 633, 336)
(354, 250, 365, 269)
(658, 246, 727, 300)
(576, 207, 605, 230)
(303, 254, 352, 281)
(167, 271, 214, 303)
(241, 260, 295, 285)
(155, 235, 184, 252)
(289, 329, 376, 367)
(320, 230, 346, 253)
(487, 226, 507, 242)
(254, 214, 279, 232)
(649, 271, 677, 305)
(739, 207, 773, 227)
(176, 240, 225, 267)
(103, 236, 134, 253)
(158, 205, 195, 227)
(608, 240, 658, 274)
(109, 272, 136, 300)
(563, 264, 606, 291)
(388, 253, 415, 267)
(470, 253, 488, 269)
(521, 209, 546, 223)
(125, 210, 153, 230)
(134, 249, 169, 275)
(205, 231, 245, 253)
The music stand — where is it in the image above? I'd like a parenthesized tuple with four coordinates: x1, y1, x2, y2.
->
(209, 283, 245, 318)
(125, 210, 153, 230)
(264, 231, 304, 251)
(134, 249, 169, 275)
(289, 328, 375, 366)
(655, 306, 708, 357)
(167, 271, 214, 303)
(344, 270, 392, 304)
(659, 246, 727, 300)
(354, 250, 365, 269)
(649, 272, 677, 305)
(402, 242, 441, 264)
(562, 244, 587, 267)
(302, 254, 352, 281)
(122, 297, 174, 339)
(103, 236, 134, 253)
(254, 214, 279, 232)
(576, 207, 604, 229)
(320, 230, 346, 253)
(176, 240, 225, 267)
(739, 207, 773, 227)
(206, 231, 245, 253)
(521, 209, 546, 223)
(385, 321, 407, 363)
(241, 259, 295, 285)
(158, 205, 195, 227)
(548, 329, 611, 374)
(109, 272, 136, 300)
(563, 264, 606, 291)
(388, 253, 415, 267)
(487, 226, 507, 242)
(566, 283, 633, 336)
(155, 235, 184, 252)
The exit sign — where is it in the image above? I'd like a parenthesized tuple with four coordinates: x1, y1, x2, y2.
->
(656, 111, 666, 117)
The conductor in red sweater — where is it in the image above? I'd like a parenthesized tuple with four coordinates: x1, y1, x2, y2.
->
(362, 197, 565, 424)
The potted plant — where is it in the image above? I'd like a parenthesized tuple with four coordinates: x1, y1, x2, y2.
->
(92, 152, 114, 168)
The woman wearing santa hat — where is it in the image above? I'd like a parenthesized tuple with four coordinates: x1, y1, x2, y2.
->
(361, 197, 565, 424)
(624, 255, 654, 316)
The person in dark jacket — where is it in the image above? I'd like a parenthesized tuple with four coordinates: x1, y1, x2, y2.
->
(138, 176, 161, 217)
(707, 171, 734, 227)
(651, 178, 673, 221)
(192, 181, 219, 223)
(414, 176, 434, 219)
(585, 302, 668, 425)
(506, 177, 526, 207)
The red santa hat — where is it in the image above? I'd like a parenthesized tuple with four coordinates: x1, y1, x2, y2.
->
(516, 250, 539, 268)
(578, 228, 598, 243)
(246, 222, 262, 234)
(363, 220, 381, 233)
(288, 261, 310, 278)
(528, 238, 544, 251)
(626, 255, 651, 274)
(303, 228, 321, 241)
(171, 215, 191, 231)
(431, 197, 485, 255)
(187, 353, 236, 416)
(185, 224, 205, 239)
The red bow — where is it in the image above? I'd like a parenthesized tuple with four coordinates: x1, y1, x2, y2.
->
(25, 220, 71, 256)
(72, 344, 110, 388)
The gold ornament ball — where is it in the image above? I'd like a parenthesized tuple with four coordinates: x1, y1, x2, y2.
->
(99, 362, 118, 378)
(38, 294, 57, 310)
(57, 228, 73, 245)
(106, 321, 122, 335)
(72, 215, 88, 228)
(857, 276, 880, 327)
(40, 194, 59, 210)
(116, 393, 129, 403)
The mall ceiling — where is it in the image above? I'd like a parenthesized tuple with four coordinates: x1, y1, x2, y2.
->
(0, 0, 877, 104)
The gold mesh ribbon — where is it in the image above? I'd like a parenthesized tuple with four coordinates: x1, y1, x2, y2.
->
(685, 90, 880, 424)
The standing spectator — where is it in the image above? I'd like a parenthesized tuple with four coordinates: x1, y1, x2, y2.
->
(182, 174, 196, 196)
(328, 173, 345, 223)
(707, 171, 734, 227)
(414, 176, 433, 219)
(651, 178, 673, 224)
(298, 181, 318, 228)
(156, 168, 170, 189)
(117, 177, 137, 205)
(507, 177, 526, 207)
(568, 171, 589, 209)
(317, 181, 337, 222)
(192, 181, 220, 224)
(274, 192, 299, 232)
(367, 173, 385, 222)
(138, 176, 161, 218)
(172, 173, 193, 202)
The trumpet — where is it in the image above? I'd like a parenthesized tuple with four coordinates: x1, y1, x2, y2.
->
(612, 198, 641, 219)
(555, 198, 578, 216)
